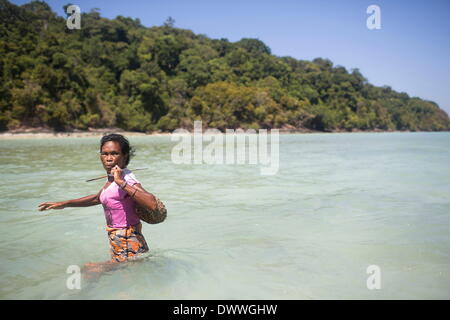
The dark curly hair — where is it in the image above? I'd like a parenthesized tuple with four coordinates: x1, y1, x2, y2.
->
(100, 133, 135, 166)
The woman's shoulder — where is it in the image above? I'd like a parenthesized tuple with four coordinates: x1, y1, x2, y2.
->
(123, 168, 140, 185)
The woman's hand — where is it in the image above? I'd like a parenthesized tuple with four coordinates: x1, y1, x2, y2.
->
(111, 165, 125, 186)
(38, 201, 68, 211)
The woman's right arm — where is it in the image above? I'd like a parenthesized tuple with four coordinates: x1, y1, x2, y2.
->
(38, 192, 101, 211)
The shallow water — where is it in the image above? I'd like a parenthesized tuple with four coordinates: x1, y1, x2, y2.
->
(0, 132, 449, 299)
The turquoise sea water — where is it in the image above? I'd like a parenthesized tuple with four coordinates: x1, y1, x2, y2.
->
(0, 132, 449, 299)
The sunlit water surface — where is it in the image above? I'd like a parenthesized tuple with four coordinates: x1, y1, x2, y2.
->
(0, 132, 449, 299)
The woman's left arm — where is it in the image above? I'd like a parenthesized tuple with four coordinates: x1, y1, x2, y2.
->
(124, 182, 158, 210)
(111, 166, 158, 210)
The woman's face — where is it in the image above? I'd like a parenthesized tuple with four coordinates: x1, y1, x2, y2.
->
(100, 141, 127, 172)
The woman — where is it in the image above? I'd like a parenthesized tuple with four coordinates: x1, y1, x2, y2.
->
(38, 133, 158, 267)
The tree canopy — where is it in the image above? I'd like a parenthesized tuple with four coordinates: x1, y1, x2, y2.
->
(1, 0, 449, 132)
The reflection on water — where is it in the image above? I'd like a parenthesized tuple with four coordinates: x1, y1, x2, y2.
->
(0, 132, 449, 299)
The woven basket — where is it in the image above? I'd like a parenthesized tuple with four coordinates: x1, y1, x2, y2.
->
(135, 196, 167, 224)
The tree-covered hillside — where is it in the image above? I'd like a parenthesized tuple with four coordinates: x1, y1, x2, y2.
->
(1, 0, 449, 132)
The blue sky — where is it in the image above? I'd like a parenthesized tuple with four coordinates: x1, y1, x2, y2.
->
(12, 0, 450, 114)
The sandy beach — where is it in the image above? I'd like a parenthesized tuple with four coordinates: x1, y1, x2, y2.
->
(0, 128, 171, 139)
(0, 127, 417, 139)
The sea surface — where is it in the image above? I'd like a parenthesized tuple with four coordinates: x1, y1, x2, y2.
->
(0, 132, 449, 299)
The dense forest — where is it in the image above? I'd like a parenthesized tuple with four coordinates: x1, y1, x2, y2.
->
(1, 0, 449, 133)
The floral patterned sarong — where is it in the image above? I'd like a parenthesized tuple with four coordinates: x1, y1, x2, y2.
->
(106, 223, 149, 262)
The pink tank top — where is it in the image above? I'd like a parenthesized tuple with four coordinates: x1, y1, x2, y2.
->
(99, 168, 141, 228)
